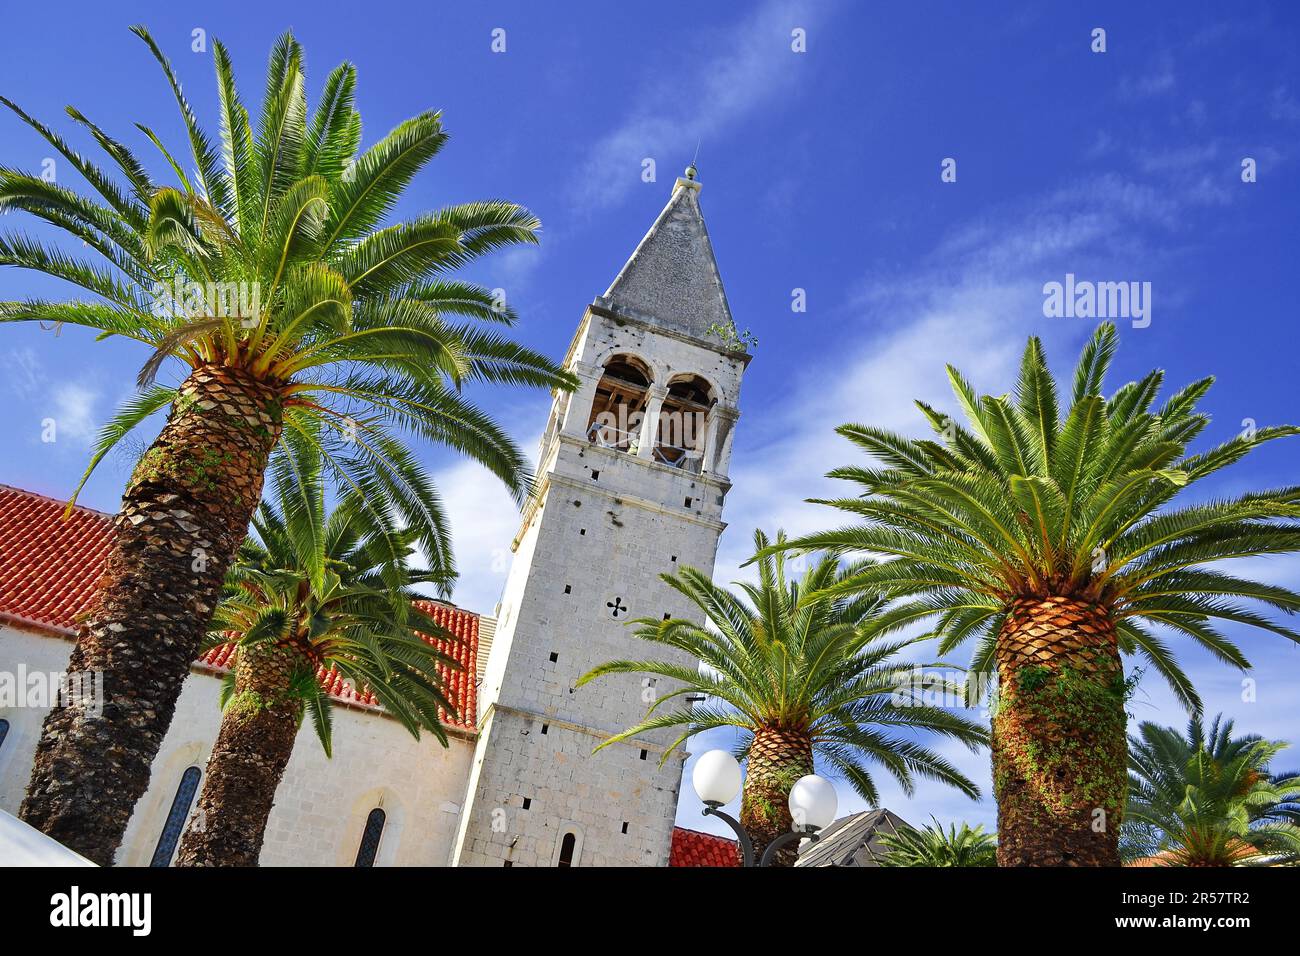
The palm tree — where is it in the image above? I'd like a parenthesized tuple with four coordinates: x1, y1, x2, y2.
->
(1, 27, 572, 864)
(576, 530, 988, 866)
(1124, 716, 1300, 866)
(879, 818, 997, 867)
(765, 323, 1300, 866)
(174, 444, 457, 866)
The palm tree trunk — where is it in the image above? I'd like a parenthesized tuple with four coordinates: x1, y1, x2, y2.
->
(740, 727, 814, 867)
(19, 365, 283, 865)
(174, 641, 308, 867)
(992, 595, 1127, 866)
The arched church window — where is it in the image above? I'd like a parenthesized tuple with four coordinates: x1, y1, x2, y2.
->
(586, 355, 651, 453)
(150, 766, 201, 867)
(655, 375, 714, 472)
(557, 832, 577, 867)
(354, 807, 386, 867)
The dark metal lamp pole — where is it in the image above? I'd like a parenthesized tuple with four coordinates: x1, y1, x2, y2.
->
(702, 803, 821, 867)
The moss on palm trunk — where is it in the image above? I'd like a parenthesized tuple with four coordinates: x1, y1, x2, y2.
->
(992, 596, 1130, 867)
(740, 728, 813, 867)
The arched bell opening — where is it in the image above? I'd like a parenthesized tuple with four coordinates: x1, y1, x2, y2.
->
(654, 374, 715, 472)
(585, 354, 652, 453)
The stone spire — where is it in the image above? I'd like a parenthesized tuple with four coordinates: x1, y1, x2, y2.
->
(596, 166, 735, 342)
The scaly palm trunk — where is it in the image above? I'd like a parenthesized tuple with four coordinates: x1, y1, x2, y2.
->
(19, 365, 282, 865)
(174, 640, 309, 866)
(992, 596, 1127, 866)
(740, 727, 814, 867)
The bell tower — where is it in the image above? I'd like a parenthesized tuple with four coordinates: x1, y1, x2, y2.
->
(449, 168, 749, 866)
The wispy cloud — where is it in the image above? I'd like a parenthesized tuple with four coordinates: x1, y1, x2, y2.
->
(571, 0, 835, 212)
(1119, 50, 1177, 100)
(50, 382, 100, 446)
(714, 164, 1220, 588)
(490, 245, 548, 303)
(434, 418, 545, 617)
(8, 347, 42, 397)
(6, 346, 105, 450)
(1270, 86, 1300, 123)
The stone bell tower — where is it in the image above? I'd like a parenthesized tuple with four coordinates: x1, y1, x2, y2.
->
(449, 168, 749, 866)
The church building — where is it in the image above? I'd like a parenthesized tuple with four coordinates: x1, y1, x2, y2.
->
(0, 169, 749, 867)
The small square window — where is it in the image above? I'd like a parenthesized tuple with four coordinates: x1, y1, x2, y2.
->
(621, 822, 629, 834)
(522, 797, 532, 810)
(549, 652, 558, 663)
(663, 612, 671, 620)
(579, 528, 586, 536)
(541, 723, 549, 735)
(564, 585, 572, 594)
(671, 555, 677, 562)
(683, 497, 692, 508)
(591, 470, 600, 481)
(639, 749, 648, 761)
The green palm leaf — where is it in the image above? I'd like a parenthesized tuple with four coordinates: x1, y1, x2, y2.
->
(578, 529, 988, 804)
(761, 323, 1300, 710)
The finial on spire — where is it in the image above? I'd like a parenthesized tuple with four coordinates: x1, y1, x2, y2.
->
(677, 146, 702, 192)
(686, 140, 701, 181)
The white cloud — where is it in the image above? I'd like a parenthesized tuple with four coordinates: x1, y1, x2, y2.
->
(1120, 51, 1177, 100)
(435, 457, 522, 616)
(433, 414, 546, 616)
(712, 172, 1191, 586)
(8, 347, 42, 397)
(1270, 86, 1300, 123)
(50, 382, 100, 446)
(1132, 141, 1221, 175)
(571, 0, 835, 212)
(490, 245, 548, 303)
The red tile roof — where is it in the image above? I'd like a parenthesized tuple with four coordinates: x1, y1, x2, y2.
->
(669, 826, 739, 867)
(0, 484, 479, 731)
(0, 485, 114, 634)
(414, 601, 479, 731)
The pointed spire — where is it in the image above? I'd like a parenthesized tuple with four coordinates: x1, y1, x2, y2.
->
(597, 167, 734, 342)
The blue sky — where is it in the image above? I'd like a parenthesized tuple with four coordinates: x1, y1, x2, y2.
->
(2, 1, 1298, 837)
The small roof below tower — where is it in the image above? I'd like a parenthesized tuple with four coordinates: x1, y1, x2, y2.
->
(597, 167, 735, 342)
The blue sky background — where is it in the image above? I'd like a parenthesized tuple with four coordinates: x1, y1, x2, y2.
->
(2, 1, 1298, 838)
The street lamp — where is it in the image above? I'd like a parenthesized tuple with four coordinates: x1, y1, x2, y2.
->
(691, 749, 837, 867)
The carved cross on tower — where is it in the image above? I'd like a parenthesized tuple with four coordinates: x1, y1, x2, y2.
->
(607, 597, 627, 618)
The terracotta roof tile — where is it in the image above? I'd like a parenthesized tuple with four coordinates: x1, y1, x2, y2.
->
(0, 485, 114, 634)
(669, 826, 739, 867)
(0, 485, 479, 731)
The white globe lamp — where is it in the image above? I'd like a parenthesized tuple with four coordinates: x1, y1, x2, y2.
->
(692, 749, 743, 807)
(788, 774, 837, 832)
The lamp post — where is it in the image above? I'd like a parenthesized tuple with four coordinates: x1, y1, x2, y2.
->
(691, 749, 837, 867)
